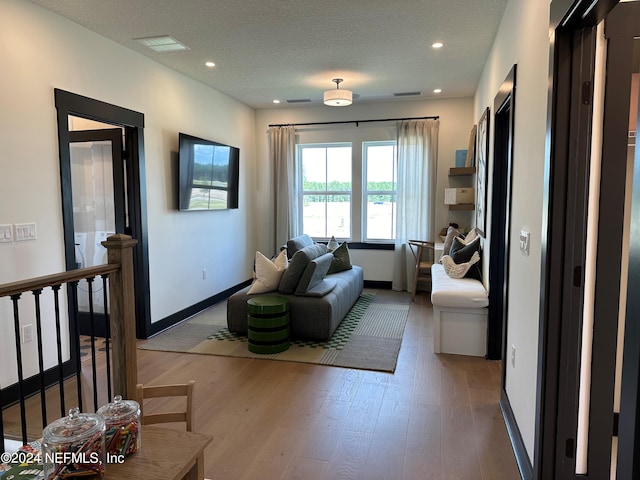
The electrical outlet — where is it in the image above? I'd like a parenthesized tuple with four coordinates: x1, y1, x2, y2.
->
(202, 269, 207, 280)
(22, 324, 33, 344)
(511, 344, 516, 367)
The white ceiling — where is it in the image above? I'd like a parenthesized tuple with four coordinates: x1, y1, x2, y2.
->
(29, 0, 509, 109)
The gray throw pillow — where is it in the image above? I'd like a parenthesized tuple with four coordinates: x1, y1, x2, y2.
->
(296, 252, 334, 294)
(442, 225, 462, 259)
(279, 243, 327, 293)
(286, 234, 314, 259)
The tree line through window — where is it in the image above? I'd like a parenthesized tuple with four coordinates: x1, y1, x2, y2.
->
(297, 141, 397, 242)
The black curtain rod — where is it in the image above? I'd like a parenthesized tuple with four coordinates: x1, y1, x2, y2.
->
(268, 115, 439, 128)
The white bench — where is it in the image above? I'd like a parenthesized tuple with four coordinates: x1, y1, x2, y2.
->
(430, 263, 489, 357)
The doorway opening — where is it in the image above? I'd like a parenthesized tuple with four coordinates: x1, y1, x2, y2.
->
(55, 89, 151, 340)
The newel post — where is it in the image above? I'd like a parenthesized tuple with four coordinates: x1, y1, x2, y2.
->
(102, 233, 138, 399)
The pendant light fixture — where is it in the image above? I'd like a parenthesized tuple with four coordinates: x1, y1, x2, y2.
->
(323, 78, 353, 106)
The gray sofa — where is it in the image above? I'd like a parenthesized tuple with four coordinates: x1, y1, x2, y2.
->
(227, 235, 364, 340)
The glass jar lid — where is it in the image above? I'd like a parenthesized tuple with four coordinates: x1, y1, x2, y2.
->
(97, 395, 140, 422)
(43, 407, 105, 444)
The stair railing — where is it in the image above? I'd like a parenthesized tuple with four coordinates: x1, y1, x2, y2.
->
(0, 234, 138, 450)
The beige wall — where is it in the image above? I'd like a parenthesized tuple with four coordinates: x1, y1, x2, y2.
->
(473, 0, 551, 461)
(0, 0, 256, 385)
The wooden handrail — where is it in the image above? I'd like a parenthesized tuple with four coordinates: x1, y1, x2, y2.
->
(0, 233, 139, 400)
(0, 264, 119, 298)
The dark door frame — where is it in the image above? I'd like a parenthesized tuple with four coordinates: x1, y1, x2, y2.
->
(536, 0, 636, 479)
(55, 89, 152, 339)
(487, 66, 516, 363)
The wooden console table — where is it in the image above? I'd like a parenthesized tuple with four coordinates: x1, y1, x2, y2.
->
(105, 425, 212, 480)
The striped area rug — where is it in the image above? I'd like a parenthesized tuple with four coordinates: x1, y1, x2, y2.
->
(139, 291, 411, 373)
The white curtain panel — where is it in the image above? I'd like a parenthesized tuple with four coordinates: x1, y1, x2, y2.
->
(392, 119, 439, 292)
(268, 126, 298, 251)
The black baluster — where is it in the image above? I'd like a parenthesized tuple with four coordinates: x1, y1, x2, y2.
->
(32, 288, 48, 428)
(69, 281, 83, 411)
(52, 284, 66, 417)
(10, 293, 28, 444)
(87, 276, 98, 411)
(102, 275, 112, 402)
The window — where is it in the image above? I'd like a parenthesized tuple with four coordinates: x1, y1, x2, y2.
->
(363, 141, 397, 241)
(298, 143, 352, 239)
(297, 141, 397, 242)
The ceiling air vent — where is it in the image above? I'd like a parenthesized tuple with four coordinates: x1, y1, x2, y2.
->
(286, 99, 312, 103)
(135, 36, 190, 52)
(394, 91, 422, 97)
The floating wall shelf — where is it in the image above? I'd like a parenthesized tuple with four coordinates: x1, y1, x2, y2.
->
(448, 204, 475, 211)
(449, 167, 477, 176)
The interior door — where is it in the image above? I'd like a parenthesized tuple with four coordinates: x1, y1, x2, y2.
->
(614, 10, 640, 478)
(68, 128, 126, 337)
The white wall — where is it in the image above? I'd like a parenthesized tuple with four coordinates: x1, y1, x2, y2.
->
(255, 98, 474, 281)
(0, 0, 256, 385)
(473, 0, 551, 461)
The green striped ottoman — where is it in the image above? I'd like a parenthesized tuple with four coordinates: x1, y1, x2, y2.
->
(247, 295, 290, 354)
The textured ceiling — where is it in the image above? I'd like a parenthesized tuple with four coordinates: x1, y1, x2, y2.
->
(28, 0, 509, 109)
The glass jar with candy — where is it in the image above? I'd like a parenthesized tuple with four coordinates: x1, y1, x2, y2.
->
(42, 407, 106, 479)
(97, 395, 141, 458)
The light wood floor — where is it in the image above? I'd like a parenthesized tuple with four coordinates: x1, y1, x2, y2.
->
(136, 292, 521, 480)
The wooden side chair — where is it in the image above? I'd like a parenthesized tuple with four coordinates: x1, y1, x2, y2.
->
(136, 380, 195, 432)
(408, 240, 435, 301)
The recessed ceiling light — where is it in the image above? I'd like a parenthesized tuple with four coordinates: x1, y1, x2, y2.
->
(273, 99, 281, 104)
(432, 42, 444, 49)
(433, 88, 442, 93)
(205, 61, 215, 68)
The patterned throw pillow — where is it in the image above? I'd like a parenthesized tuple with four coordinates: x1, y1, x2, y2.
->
(449, 236, 482, 281)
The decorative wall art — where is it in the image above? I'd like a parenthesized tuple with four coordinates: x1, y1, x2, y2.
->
(475, 107, 490, 236)
(465, 125, 477, 167)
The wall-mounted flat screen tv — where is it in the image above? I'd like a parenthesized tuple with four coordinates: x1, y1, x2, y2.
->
(178, 133, 239, 211)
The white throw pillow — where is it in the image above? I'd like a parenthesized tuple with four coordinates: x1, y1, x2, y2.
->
(327, 235, 339, 252)
(248, 250, 288, 294)
(456, 228, 479, 245)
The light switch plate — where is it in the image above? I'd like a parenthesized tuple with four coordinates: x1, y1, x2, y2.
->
(519, 230, 530, 256)
(0, 224, 13, 243)
(15, 223, 37, 241)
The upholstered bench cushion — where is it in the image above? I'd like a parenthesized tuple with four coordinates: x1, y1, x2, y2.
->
(431, 264, 488, 308)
